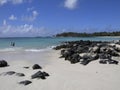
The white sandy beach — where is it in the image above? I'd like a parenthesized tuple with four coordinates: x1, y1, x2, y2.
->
(0, 50, 120, 90)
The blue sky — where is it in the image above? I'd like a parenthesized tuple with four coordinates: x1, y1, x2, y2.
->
(0, 0, 120, 37)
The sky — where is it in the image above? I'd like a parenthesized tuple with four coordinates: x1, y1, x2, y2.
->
(0, 0, 120, 37)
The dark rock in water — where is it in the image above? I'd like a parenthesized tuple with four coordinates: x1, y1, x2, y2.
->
(99, 60, 107, 64)
(0, 60, 8, 67)
(5, 71, 16, 75)
(31, 71, 46, 79)
(19, 80, 32, 85)
(16, 73, 25, 77)
(32, 64, 42, 70)
(108, 59, 118, 65)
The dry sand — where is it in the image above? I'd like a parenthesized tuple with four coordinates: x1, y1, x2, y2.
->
(0, 50, 120, 90)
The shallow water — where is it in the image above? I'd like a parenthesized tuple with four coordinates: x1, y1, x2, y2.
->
(0, 37, 120, 52)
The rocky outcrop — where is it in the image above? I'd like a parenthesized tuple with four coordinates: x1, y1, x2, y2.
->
(54, 40, 120, 65)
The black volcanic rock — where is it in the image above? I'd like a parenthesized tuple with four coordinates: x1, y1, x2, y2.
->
(19, 80, 32, 85)
(31, 71, 49, 79)
(99, 60, 107, 64)
(0, 60, 8, 67)
(54, 40, 119, 65)
(16, 73, 25, 77)
(31, 71, 45, 79)
(108, 59, 119, 65)
(32, 64, 42, 70)
(4, 71, 16, 75)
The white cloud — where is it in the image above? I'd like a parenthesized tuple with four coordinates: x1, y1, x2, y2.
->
(0, 23, 49, 37)
(9, 14, 17, 20)
(0, 0, 7, 5)
(22, 10, 39, 22)
(32, 10, 38, 16)
(64, 0, 78, 10)
(0, 0, 31, 5)
(12, 0, 23, 4)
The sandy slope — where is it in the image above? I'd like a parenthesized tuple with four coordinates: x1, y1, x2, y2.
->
(0, 50, 120, 90)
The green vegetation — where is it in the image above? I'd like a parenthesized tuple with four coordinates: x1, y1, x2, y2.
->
(55, 31, 120, 37)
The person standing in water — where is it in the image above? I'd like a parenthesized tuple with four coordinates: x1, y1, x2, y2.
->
(11, 42, 15, 47)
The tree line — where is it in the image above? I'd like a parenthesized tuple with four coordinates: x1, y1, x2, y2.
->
(55, 31, 120, 37)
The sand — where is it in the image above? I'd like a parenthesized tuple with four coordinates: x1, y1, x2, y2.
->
(0, 50, 120, 90)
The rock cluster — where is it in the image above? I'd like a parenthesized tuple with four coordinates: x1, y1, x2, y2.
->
(19, 64, 49, 85)
(2, 71, 25, 77)
(0, 63, 50, 86)
(54, 40, 120, 65)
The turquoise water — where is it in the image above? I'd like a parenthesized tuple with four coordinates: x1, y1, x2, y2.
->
(0, 37, 120, 52)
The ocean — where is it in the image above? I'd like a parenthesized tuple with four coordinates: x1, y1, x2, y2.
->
(0, 37, 120, 52)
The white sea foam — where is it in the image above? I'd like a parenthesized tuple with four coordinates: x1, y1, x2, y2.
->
(0, 46, 55, 52)
(25, 49, 48, 52)
(0, 47, 23, 52)
(25, 46, 55, 52)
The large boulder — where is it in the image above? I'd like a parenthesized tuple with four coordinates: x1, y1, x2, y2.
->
(32, 64, 42, 70)
(80, 53, 99, 65)
(70, 54, 81, 64)
(62, 49, 75, 60)
(90, 46, 100, 53)
(31, 71, 49, 79)
(0, 60, 8, 67)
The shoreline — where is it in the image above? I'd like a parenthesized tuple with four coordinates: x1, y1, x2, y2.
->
(0, 40, 120, 90)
